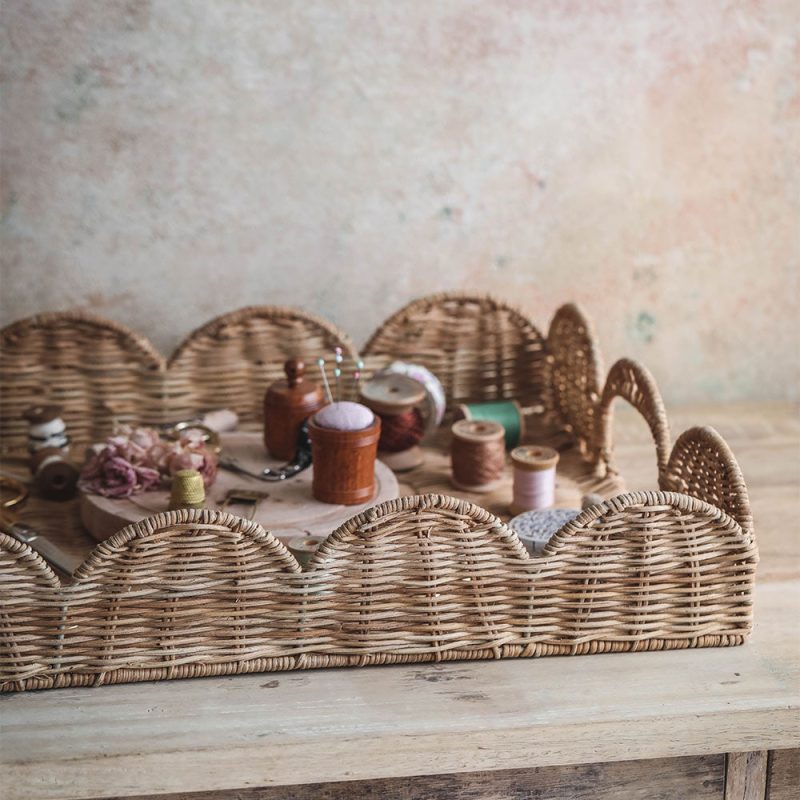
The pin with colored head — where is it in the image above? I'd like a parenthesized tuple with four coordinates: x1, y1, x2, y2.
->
(333, 348, 344, 400)
(333, 366, 342, 401)
(317, 358, 333, 404)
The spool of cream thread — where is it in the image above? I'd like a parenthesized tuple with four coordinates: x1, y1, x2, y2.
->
(169, 469, 206, 510)
(509, 445, 559, 516)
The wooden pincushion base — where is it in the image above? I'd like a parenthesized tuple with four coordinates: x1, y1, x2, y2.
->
(80, 432, 399, 546)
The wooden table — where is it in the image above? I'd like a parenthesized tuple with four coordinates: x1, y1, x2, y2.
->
(1, 404, 798, 799)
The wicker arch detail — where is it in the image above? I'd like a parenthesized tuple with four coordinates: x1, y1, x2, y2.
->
(0, 311, 165, 451)
(660, 426, 753, 541)
(362, 293, 548, 410)
(594, 358, 671, 480)
(1, 492, 757, 691)
(546, 303, 604, 450)
(167, 306, 359, 422)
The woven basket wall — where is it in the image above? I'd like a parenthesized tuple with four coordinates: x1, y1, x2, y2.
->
(1, 479, 756, 692)
(0, 312, 164, 451)
(0, 307, 358, 452)
(546, 303, 604, 452)
(362, 293, 549, 411)
(166, 306, 359, 424)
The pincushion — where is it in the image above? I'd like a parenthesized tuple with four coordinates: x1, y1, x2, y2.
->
(314, 401, 374, 431)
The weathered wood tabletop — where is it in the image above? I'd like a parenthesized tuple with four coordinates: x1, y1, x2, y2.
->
(1, 404, 799, 800)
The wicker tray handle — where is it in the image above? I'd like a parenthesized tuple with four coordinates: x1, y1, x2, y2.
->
(594, 358, 672, 480)
(661, 426, 754, 540)
(545, 303, 604, 451)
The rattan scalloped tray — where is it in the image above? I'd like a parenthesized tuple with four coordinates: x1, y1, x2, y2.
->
(0, 295, 757, 692)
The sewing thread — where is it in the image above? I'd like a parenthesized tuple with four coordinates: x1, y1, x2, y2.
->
(509, 445, 559, 516)
(454, 401, 524, 450)
(450, 419, 506, 493)
(377, 407, 425, 452)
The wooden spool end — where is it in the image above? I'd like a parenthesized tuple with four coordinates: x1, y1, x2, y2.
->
(359, 374, 426, 416)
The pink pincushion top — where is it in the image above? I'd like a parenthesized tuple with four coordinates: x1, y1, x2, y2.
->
(314, 401, 374, 431)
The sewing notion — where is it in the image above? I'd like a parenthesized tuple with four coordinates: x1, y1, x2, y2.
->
(509, 445, 559, 515)
(23, 405, 78, 501)
(169, 469, 206, 510)
(450, 419, 506, 493)
(360, 373, 427, 471)
(454, 400, 525, 450)
(309, 402, 381, 505)
(264, 358, 325, 461)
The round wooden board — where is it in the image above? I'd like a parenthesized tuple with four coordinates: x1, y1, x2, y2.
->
(80, 432, 400, 545)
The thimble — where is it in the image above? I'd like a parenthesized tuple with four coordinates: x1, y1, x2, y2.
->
(169, 469, 205, 510)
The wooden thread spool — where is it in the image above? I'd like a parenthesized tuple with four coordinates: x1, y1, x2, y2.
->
(23, 405, 69, 455)
(453, 400, 525, 450)
(360, 374, 427, 472)
(450, 419, 506, 493)
(169, 469, 205, 510)
(509, 445, 559, 516)
(308, 409, 381, 505)
(264, 358, 326, 461)
(288, 535, 325, 569)
(31, 448, 79, 501)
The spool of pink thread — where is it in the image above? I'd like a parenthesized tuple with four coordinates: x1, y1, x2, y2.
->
(509, 445, 559, 516)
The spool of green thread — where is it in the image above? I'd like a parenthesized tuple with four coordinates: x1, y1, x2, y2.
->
(453, 401, 525, 450)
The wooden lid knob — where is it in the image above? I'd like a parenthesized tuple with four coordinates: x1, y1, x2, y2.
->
(266, 357, 323, 410)
(285, 358, 304, 389)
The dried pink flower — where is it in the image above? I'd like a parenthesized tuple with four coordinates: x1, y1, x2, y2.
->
(163, 435, 218, 488)
(79, 449, 161, 498)
(79, 425, 218, 497)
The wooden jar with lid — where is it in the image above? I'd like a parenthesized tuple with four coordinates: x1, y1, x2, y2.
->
(263, 358, 326, 461)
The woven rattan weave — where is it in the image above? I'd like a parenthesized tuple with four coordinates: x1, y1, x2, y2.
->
(362, 293, 549, 411)
(0, 306, 357, 452)
(0, 295, 756, 692)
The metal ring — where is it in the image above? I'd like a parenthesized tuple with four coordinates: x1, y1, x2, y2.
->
(0, 476, 28, 510)
(165, 422, 221, 452)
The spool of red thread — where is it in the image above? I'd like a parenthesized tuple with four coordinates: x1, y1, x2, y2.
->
(360, 374, 427, 471)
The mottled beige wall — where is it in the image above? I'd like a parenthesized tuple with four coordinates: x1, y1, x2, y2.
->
(1, 1, 798, 403)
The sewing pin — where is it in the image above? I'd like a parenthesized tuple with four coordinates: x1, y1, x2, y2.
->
(334, 347, 343, 401)
(317, 358, 333, 404)
(355, 360, 365, 392)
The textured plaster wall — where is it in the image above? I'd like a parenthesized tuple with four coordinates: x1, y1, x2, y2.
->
(1, 1, 798, 403)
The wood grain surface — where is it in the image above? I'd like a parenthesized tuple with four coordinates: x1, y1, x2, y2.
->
(725, 751, 768, 800)
(767, 748, 800, 799)
(80, 431, 399, 543)
(96, 754, 726, 800)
